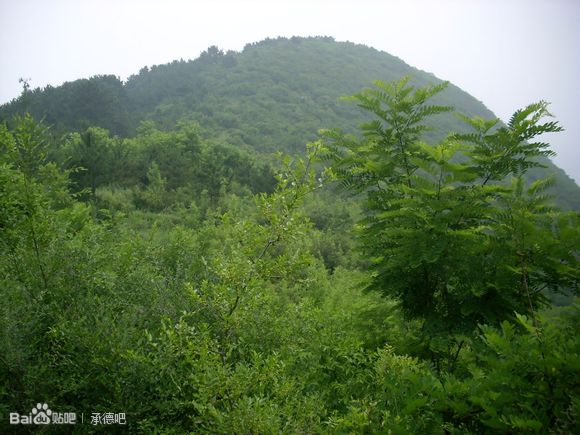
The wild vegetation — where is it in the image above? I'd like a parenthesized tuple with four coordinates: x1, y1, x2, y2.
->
(2, 37, 578, 209)
(0, 37, 578, 433)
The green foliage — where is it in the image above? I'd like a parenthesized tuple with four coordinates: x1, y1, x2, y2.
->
(62, 126, 126, 196)
(456, 100, 562, 184)
(1, 90, 578, 433)
(325, 306, 580, 434)
(434, 307, 580, 433)
(140, 162, 169, 211)
(324, 76, 453, 192)
(2, 37, 578, 209)
(0, 122, 344, 431)
(2, 75, 132, 135)
(54, 120, 276, 213)
(325, 78, 579, 364)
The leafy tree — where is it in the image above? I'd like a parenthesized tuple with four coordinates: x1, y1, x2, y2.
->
(140, 161, 168, 211)
(64, 127, 120, 195)
(324, 78, 578, 366)
(0, 115, 89, 416)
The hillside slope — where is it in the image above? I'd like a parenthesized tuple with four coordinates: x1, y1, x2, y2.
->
(1, 36, 578, 208)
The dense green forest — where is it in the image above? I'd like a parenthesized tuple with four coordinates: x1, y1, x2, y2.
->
(1, 37, 579, 210)
(1, 37, 579, 433)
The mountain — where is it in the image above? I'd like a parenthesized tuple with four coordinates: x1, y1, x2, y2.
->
(1, 36, 578, 208)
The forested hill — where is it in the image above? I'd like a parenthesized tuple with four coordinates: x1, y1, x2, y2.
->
(0, 36, 498, 144)
(1, 36, 578, 208)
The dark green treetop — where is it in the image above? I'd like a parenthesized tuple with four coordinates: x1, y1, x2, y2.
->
(323, 78, 578, 352)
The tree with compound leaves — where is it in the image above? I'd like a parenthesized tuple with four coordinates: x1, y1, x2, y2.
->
(323, 77, 578, 367)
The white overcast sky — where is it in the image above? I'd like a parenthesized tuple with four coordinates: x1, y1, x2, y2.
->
(1, 0, 579, 182)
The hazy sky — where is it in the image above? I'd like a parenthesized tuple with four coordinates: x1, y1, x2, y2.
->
(1, 0, 579, 182)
